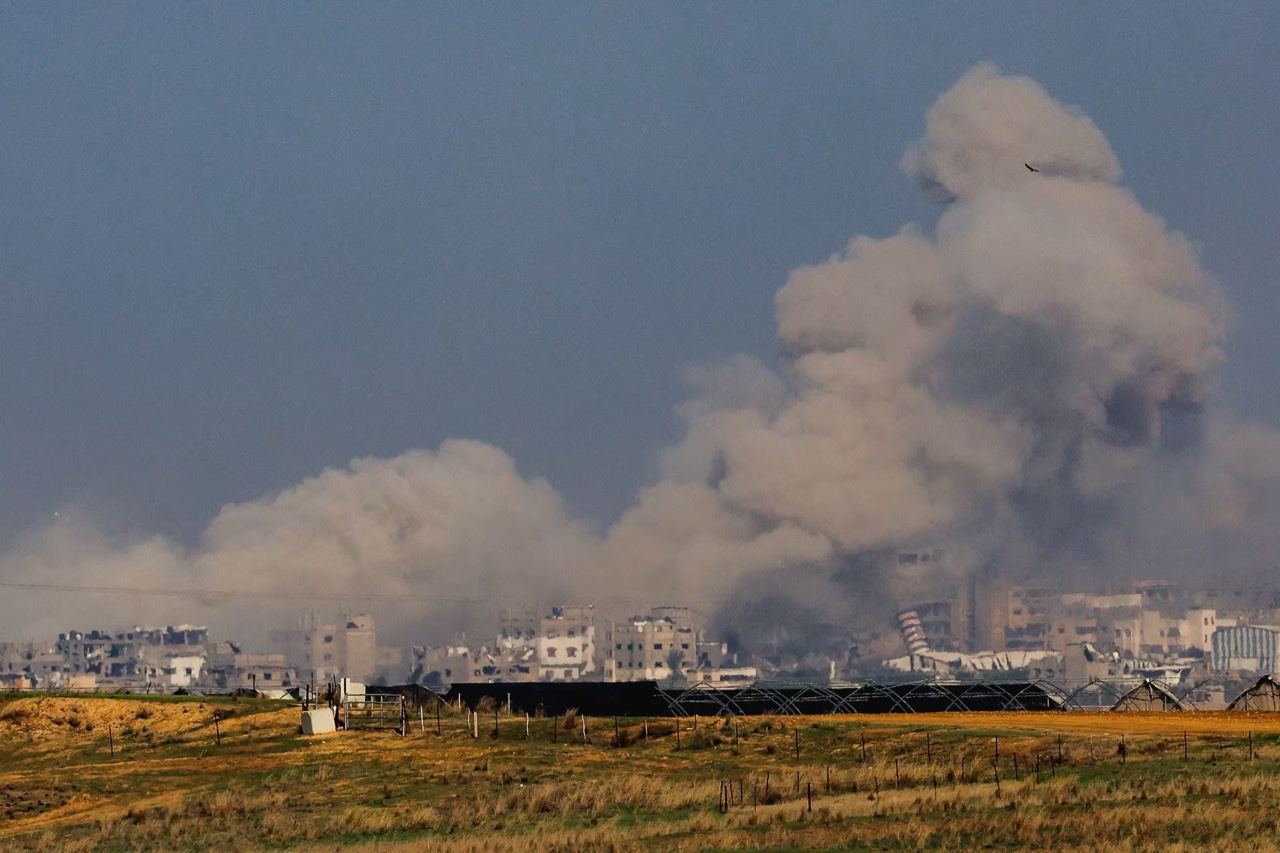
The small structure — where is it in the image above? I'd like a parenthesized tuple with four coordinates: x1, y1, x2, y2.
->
(1111, 679, 1183, 712)
(301, 707, 336, 735)
(1227, 675, 1280, 711)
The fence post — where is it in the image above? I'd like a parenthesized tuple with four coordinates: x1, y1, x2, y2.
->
(794, 727, 800, 759)
(860, 731, 866, 763)
(806, 781, 812, 812)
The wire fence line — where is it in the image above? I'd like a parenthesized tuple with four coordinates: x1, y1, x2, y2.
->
(5, 675, 1274, 716)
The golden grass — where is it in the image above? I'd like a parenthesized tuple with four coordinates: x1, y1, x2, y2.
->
(5, 698, 1280, 851)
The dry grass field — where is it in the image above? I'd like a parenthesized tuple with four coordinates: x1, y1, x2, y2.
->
(4, 693, 1280, 851)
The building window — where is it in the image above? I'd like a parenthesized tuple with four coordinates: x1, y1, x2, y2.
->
(654, 643, 663, 651)
(616, 643, 622, 650)
(681, 644, 689, 650)
(568, 629, 576, 638)
(567, 647, 578, 657)
(546, 648, 557, 658)
(324, 635, 334, 644)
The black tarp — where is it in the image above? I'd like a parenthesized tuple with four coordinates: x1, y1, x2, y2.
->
(406, 680, 1062, 716)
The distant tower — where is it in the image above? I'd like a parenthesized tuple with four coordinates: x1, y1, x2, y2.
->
(895, 609, 930, 655)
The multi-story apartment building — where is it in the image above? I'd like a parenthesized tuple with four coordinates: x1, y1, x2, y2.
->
(270, 613, 379, 682)
(604, 608, 700, 683)
(537, 605, 596, 682)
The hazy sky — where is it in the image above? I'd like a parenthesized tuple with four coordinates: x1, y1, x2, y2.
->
(2, 3, 1278, 548)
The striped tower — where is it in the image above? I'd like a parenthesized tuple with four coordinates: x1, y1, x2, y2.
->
(895, 609, 931, 655)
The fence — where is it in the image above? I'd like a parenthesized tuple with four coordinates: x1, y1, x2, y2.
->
(438, 676, 1264, 717)
(341, 691, 408, 734)
(7, 676, 1270, 717)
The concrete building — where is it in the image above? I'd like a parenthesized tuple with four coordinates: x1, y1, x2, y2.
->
(604, 608, 700, 683)
(140, 652, 205, 687)
(55, 630, 112, 676)
(1212, 625, 1280, 673)
(270, 613, 379, 682)
(205, 644, 299, 690)
(537, 605, 596, 682)
(342, 615, 377, 683)
(969, 577, 1058, 652)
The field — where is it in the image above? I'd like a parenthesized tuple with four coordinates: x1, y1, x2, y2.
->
(4, 694, 1280, 851)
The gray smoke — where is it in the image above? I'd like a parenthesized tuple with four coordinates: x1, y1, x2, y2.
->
(0, 441, 597, 644)
(603, 63, 1237, 643)
(0, 64, 1273, 654)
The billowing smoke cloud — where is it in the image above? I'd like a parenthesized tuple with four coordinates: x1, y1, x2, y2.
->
(1, 63, 1273, 654)
(602, 62, 1239, 649)
(0, 441, 596, 644)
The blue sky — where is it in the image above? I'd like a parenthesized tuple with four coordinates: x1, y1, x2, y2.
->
(2, 3, 1277, 546)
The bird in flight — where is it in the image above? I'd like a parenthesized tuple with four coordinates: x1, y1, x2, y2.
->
(1025, 163, 1040, 173)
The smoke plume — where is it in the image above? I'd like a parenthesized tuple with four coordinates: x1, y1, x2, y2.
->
(2, 64, 1274, 653)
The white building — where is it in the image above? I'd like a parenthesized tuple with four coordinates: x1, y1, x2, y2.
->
(141, 653, 205, 687)
(1212, 625, 1280, 673)
(537, 606, 596, 682)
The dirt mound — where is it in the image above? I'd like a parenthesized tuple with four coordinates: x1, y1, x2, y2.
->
(0, 696, 295, 746)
